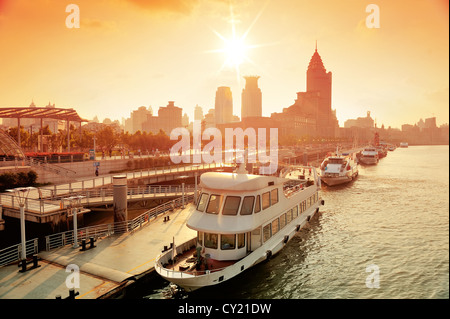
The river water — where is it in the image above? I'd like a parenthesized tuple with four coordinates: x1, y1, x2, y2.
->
(135, 145, 449, 299)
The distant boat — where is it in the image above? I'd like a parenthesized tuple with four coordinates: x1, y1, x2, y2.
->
(399, 142, 408, 148)
(388, 145, 396, 151)
(359, 146, 379, 165)
(376, 146, 387, 159)
(319, 148, 359, 186)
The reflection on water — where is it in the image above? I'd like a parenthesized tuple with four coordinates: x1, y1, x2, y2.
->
(135, 145, 449, 299)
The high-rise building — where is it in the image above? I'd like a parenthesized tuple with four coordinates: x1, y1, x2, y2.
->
(270, 45, 339, 138)
(142, 101, 182, 135)
(194, 105, 204, 122)
(241, 76, 262, 119)
(131, 106, 152, 133)
(214, 86, 233, 125)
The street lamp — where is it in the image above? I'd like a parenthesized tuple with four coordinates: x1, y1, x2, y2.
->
(63, 195, 85, 248)
(179, 176, 189, 208)
(6, 187, 35, 261)
(192, 165, 200, 205)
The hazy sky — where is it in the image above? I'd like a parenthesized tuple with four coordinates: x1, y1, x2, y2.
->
(0, 0, 448, 129)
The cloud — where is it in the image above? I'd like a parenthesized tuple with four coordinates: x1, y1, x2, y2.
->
(125, 0, 200, 15)
(80, 18, 117, 31)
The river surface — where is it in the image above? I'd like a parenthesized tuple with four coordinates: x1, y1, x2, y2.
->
(132, 145, 449, 299)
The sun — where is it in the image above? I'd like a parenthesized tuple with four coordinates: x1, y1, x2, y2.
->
(223, 36, 248, 68)
(205, 2, 271, 82)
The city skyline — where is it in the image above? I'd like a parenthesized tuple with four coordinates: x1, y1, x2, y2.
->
(0, 0, 448, 129)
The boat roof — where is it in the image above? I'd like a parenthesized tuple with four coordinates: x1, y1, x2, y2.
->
(200, 172, 285, 191)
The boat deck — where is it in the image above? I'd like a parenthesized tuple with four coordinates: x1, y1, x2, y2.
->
(164, 247, 236, 275)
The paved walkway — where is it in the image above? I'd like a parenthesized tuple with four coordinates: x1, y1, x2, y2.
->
(0, 204, 196, 299)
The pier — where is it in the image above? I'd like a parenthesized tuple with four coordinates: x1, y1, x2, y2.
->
(0, 163, 226, 225)
(0, 201, 197, 299)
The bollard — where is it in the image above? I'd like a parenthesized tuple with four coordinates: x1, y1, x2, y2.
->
(68, 288, 79, 299)
(89, 237, 95, 249)
(33, 254, 39, 268)
(20, 259, 27, 273)
(80, 238, 86, 251)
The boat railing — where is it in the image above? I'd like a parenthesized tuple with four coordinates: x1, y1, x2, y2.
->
(156, 238, 245, 278)
(156, 254, 239, 279)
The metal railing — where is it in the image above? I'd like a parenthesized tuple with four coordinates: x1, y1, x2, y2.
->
(0, 238, 39, 267)
(0, 185, 196, 213)
(24, 157, 77, 175)
(45, 194, 195, 251)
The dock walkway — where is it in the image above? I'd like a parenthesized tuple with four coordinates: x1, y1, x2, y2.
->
(0, 204, 196, 299)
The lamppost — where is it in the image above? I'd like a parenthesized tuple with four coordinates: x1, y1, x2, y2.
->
(192, 165, 200, 205)
(6, 187, 35, 261)
(63, 195, 85, 248)
(179, 176, 189, 209)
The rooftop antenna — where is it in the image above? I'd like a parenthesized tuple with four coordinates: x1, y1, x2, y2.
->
(315, 40, 317, 52)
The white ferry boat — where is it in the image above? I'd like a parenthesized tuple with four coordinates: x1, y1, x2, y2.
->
(155, 165, 323, 292)
(319, 151, 358, 186)
(359, 146, 379, 165)
(399, 142, 408, 148)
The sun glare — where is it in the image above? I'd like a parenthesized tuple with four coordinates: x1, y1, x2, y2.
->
(224, 36, 247, 67)
(206, 2, 271, 82)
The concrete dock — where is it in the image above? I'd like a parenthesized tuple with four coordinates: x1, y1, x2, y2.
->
(0, 204, 196, 299)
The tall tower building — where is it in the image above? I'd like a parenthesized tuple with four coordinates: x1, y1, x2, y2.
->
(306, 44, 336, 137)
(214, 86, 233, 125)
(241, 76, 262, 119)
(307, 44, 332, 115)
(194, 105, 204, 121)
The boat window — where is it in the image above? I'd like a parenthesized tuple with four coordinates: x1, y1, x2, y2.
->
(254, 195, 261, 213)
(238, 233, 245, 248)
(197, 193, 209, 212)
(221, 234, 236, 250)
(280, 213, 286, 229)
(272, 218, 279, 235)
(271, 189, 278, 205)
(240, 196, 255, 215)
(222, 196, 241, 215)
(286, 209, 292, 224)
(263, 224, 271, 242)
(293, 205, 299, 218)
(262, 191, 271, 210)
(204, 233, 218, 249)
(329, 158, 343, 164)
(206, 194, 222, 214)
(197, 232, 203, 246)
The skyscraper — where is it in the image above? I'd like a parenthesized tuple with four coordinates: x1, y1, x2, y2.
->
(194, 105, 204, 121)
(241, 76, 262, 119)
(306, 44, 336, 136)
(270, 44, 338, 138)
(214, 86, 233, 125)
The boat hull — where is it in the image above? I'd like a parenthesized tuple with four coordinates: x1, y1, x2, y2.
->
(321, 175, 353, 186)
(155, 201, 322, 292)
(359, 157, 378, 165)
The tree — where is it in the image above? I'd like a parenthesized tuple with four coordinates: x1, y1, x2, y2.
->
(96, 126, 118, 154)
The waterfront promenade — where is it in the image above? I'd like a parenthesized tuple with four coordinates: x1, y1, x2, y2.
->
(0, 204, 196, 299)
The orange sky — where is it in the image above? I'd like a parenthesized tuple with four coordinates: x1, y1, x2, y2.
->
(0, 0, 448, 129)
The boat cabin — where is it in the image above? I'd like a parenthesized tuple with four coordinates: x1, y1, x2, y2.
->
(187, 171, 319, 261)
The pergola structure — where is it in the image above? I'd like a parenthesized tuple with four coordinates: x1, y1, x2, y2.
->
(0, 107, 89, 152)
